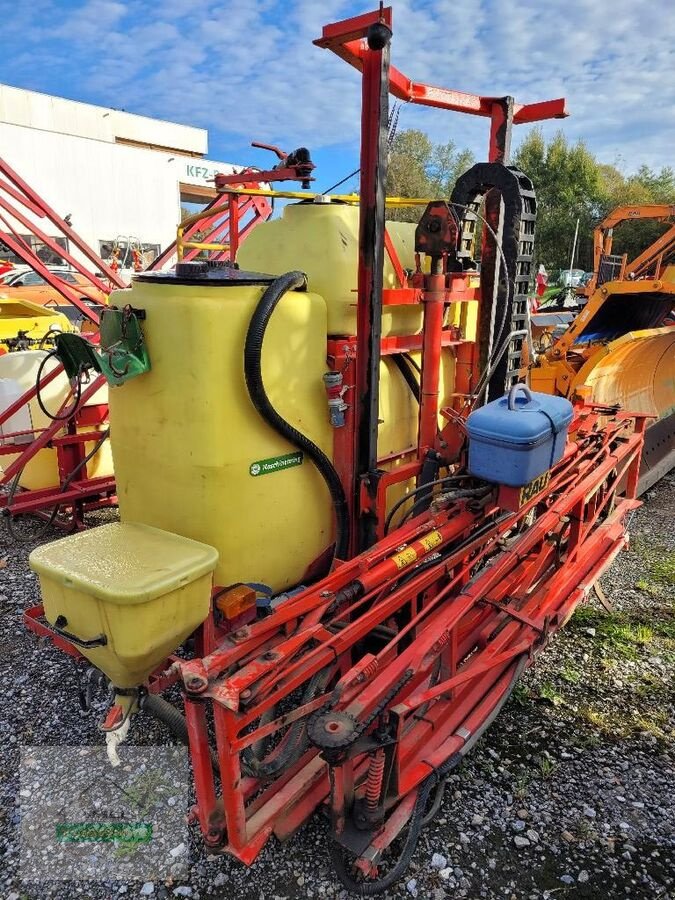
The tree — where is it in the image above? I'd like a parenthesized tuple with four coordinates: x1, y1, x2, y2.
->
(513, 129, 675, 273)
(512, 130, 604, 271)
(595, 163, 675, 263)
(386, 130, 474, 222)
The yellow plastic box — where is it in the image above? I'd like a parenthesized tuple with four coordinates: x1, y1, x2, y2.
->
(30, 522, 218, 688)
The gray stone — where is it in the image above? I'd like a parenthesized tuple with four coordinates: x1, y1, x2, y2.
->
(514, 836, 531, 848)
(140, 886, 154, 897)
(431, 852, 447, 869)
(578, 871, 589, 884)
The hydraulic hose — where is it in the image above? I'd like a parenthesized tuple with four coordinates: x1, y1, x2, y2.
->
(141, 693, 221, 774)
(241, 665, 333, 779)
(329, 654, 528, 895)
(392, 354, 420, 404)
(5, 427, 111, 543)
(244, 271, 350, 561)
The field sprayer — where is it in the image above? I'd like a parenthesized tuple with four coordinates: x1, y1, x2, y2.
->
(24, 7, 657, 892)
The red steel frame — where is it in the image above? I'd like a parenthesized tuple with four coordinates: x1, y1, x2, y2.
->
(21, 5, 650, 887)
(172, 409, 644, 868)
(1, 147, 279, 524)
(316, 6, 568, 552)
(0, 156, 125, 323)
(150, 141, 316, 271)
(149, 175, 272, 271)
(0, 155, 126, 523)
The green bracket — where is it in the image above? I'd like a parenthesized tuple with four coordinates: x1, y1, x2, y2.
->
(54, 306, 151, 387)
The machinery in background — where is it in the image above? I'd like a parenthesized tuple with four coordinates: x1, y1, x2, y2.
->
(0, 156, 125, 528)
(0, 143, 312, 529)
(21, 5, 665, 893)
(530, 204, 675, 493)
(148, 141, 315, 271)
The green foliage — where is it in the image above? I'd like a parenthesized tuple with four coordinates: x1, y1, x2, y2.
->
(538, 681, 565, 706)
(386, 125, 674, 276)
(512, 129, 675, 271)
(537, 756, 557, 779)
(513, 130, 603, 271)
(386, 129, 474, 222)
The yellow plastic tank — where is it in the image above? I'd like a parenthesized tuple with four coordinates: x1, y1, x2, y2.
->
(108, 272, 335, 592)
(30, 522, 218, 687)
(237, 202, 423, 337)
(0, 350, 112, 490)
(378, 350, 457, 518)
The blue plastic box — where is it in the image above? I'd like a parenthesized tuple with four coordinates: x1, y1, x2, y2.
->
(466, 384, 574, 487)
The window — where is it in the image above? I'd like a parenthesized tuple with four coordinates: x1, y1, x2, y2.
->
(99, 240, 160, 268)
(0, 236, 68, 266)
(20, 272, 46, 286)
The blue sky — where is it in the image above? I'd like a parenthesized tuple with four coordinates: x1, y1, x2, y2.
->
(1, 0, 673, 191)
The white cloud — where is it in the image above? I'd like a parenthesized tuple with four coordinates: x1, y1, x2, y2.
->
(0, 0, 672, 172)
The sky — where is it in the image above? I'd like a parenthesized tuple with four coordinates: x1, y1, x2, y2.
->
(1, 0, 673, 192)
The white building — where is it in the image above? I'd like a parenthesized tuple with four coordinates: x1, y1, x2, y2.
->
(0, 83, 238, 269)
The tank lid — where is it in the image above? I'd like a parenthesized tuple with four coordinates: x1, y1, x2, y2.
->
(135, 264, 277, 287)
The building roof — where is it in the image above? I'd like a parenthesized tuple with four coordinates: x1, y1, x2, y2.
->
(0, 83, 207, 157)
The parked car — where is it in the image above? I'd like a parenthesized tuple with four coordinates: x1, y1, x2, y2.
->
(0, 268, 107, 307)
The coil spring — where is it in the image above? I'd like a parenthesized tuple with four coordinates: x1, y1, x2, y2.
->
(365, 749, 386, 813)
(358, 657, 379, 683)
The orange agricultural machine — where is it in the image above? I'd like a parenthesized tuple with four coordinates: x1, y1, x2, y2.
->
(530, 204, 675, 492)
(22, 6, 663, 893)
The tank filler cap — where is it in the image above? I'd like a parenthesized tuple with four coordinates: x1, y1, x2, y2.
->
(175, 260, 209, 278)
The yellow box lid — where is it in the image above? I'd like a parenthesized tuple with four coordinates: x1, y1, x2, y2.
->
(29, 522, 219, 605)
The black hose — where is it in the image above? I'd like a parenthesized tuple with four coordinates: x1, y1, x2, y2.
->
(383, 475, 468, 535)
(399, 486, 491, 529)
(329, 654, 528, 895)
(143, 693, 189, 742)
(241, 665, 332, 779)
(392, 354, 420, 403)
(142, 693, 221, 774)
(5, 427, 111, 543)
(35, 350, 82, 421)
(244, 271, 350, 561)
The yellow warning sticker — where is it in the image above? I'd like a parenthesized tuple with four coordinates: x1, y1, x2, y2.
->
(518, 471, 551, 506)
(391, 547, 418, 570)
(419, 530, 443, 553)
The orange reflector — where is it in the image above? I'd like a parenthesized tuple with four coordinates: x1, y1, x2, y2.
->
(215, 584, 257, 620)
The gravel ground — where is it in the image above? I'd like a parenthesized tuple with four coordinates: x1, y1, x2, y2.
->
(1, 477, 673, 900)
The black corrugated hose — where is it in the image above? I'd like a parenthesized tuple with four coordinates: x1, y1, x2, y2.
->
(244, 271, 350, 561)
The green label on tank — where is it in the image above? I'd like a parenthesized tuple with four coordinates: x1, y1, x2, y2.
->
(249, 451, 304, 477)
